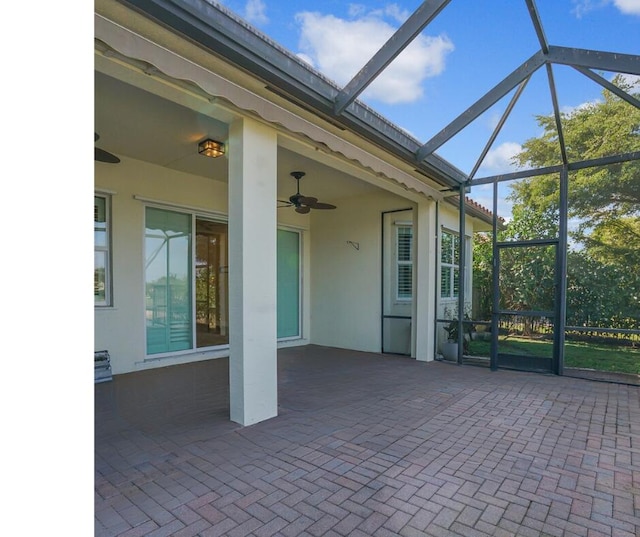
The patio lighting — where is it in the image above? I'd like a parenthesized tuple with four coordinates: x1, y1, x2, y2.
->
(198, 138, 225, 158)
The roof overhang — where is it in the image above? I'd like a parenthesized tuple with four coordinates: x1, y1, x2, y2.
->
(111, 0, 467, 189)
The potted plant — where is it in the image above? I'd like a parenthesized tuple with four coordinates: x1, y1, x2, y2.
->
(441, 319, 461, 361)
(441, 313, 473, 361)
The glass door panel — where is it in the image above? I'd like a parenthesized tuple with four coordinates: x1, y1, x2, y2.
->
(195, 219, 229, 348)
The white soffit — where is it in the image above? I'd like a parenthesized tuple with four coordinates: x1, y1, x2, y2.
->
(95, 14, 443, 202)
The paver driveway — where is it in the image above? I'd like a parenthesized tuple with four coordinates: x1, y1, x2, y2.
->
(95, 345, 640, 536)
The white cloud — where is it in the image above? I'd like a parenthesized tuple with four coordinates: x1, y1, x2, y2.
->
(612, 0, 640, 15)
(572, 0, 640, 17)
(347, 3, 410, 23)
(295, 10, 454, 105)
(571, 0, 607, 18)
(479, 142, 522, 175)
(347, 4, 367, 18)
(381, 4, 411, 23)
(561, 99, 600, 115)
(245, 0, 268, 26)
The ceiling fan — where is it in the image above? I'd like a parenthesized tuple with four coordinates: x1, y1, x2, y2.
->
(95, 133, 120, 164)
(278, 171, 337, 214)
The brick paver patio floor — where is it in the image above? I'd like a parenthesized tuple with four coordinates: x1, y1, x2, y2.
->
(95, 345, 640, 536)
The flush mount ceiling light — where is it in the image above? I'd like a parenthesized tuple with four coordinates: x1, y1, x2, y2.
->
(198, 138, 225, 158)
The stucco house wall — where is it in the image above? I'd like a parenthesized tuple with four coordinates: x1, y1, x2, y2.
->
(310, 191, 414, 353)
(95, 154, 313, 375)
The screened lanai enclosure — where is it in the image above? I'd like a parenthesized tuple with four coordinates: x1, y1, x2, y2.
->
(288, 0, 639, 378)
(103, 0, 639, 379)
(318, 0, 640, 378)
(413, 4, 640, 377)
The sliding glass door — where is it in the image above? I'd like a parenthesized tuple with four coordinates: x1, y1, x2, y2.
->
(145, 207, 301, 355)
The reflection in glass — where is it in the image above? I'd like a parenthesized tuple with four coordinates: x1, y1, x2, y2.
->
(145, 208, 192, 354)
(94, 251, 107, 303)
(195, 219, 229, 347)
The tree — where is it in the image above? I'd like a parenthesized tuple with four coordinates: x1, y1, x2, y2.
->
(472, 76, 640, 331)
(511, 75, 640, 261)
(506, 76, 640, 329)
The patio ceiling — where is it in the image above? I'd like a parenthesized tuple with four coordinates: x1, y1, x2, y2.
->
(94, 70, 382, 204)
(112, 0, 640, 191)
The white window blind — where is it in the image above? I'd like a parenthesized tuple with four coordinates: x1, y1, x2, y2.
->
(397, 226, 413, 300)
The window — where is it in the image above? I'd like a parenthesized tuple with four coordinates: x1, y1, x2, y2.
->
(277, 229, 300, 339)
(144, 206, 301, 356)
(441, 230, 460, 299)
(94, 195, 111, 306)
(396, 225, 413, 300)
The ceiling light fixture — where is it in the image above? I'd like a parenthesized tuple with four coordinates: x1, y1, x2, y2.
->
(198, 138, 225, 158)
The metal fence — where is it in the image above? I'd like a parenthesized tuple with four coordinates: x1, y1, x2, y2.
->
(465, 317, 640, 347)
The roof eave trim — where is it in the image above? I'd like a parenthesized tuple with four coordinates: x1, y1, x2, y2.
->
(114, 0, 466, 187)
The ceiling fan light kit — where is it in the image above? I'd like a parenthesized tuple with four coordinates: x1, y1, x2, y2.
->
(279, 171, 337, 214)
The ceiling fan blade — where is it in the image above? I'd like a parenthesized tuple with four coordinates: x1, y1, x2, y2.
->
(284, 171, 334, 214)
(277, 200, 293, 208)
(95, 147, 121, 164)
(307, 201, 336, 210)
(297, 196, 318, 206)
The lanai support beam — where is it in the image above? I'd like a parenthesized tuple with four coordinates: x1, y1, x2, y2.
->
(490, 180, 499, 371)
(546, 46, 640, 75)
(468, 77, 530, 180)
(524, 0, 549, 54)
(545, 63, 568, 166)
(572, 66, 640, 110)
(416, 51, 546, 162)
(457, 187, 466, 366)
(555, 166, 569, 376)
(470, 150, 640, 186)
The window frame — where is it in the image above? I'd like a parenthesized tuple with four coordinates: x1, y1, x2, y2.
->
(440, 229, 460, 300)
(94, 194, 112, 307)
(440, 228, 472, 301)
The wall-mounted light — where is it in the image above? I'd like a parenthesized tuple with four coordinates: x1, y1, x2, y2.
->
(198, 138, 225, 158)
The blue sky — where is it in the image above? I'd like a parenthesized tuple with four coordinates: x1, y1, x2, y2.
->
(217, 0, 639, 213)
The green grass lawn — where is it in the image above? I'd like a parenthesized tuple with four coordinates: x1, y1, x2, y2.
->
(468, 336, 640, 375)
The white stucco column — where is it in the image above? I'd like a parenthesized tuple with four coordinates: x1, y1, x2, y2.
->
(228, 117, 278, 426)
(413, 199, 437, 361)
